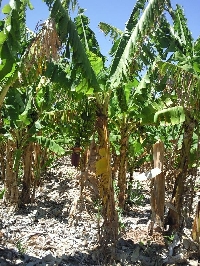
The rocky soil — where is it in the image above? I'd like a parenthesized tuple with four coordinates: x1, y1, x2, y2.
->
(0, 157, 200, 266)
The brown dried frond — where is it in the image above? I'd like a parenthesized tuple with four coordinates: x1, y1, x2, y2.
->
(22, 18, 61, 79)
(163, 71, 199, 113)
(36, 18, 61, 62)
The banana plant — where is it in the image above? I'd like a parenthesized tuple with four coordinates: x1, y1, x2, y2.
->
(148, 4, 200, 231)
(44, 0, 174, 249)
(0, 1, 34, 106)
(101, 9, 175, 211)
(0, 0, 30, 203)
(153, 62, 200, 231)
(109, 82, 139, 209)
(0, 1, 71, 204)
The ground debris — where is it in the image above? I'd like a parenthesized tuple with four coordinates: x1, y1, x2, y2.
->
(0, 156, 199, 265)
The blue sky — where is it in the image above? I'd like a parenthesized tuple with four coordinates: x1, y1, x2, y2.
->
(78, 0, 200, 55)
(1, 0, 200, 56)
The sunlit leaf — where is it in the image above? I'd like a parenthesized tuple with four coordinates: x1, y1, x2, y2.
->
(0, 32, 7, 44)
(34, 136, 65, 155)
(2, 4, 11, 14)
(154, 106, 185, 125)
(87, 51, 103, 75)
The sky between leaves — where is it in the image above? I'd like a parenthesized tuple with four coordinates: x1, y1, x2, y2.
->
(0, 0, 200, 57)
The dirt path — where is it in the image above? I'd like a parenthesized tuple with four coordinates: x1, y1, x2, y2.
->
(0, 157, 199, 265)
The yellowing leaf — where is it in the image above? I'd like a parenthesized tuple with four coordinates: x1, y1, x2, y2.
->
(96, 157, 107, 176)
(99, 148, 106, 157)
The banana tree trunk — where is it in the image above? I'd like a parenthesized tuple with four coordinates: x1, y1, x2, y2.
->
(0, 142, 6, 182)
(127, 165, 134, 205)
(31, 142, 42, 202)
(79, 146, 89, 193)
(150, 140, 165, 232)
(111, 146, 119, 180)
(21, 143, 33, 204)
(95, 104, 119, 248)
(40, 147, 48, 174)
(4, 140, 19, 204)
(118, 123, 129, 209)
(192, 201, 200, 243)
(85, 140, 99, 198)
(166, 117, 195, 231)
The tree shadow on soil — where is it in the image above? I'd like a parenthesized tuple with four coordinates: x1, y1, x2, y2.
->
(15, 175, 77, 224)
(15, 201, 69, 225)
(1, 238, 198, 266)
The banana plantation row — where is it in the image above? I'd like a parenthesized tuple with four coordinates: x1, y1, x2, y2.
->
(0, 0, 200, 251)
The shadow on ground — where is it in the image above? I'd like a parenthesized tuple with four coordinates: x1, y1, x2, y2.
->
(1, 237, 198, 266)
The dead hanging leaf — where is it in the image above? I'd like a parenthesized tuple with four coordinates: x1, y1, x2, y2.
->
(99, 148, 106, 157)
(96, 157, 107, 176)
(192, 201, 200, 243)
(22, 18, 61, 80)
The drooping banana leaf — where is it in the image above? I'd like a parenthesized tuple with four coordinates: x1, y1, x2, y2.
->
(156, 61, 200, 82)
(0, 1, 30, 105)
(75, 10, 104, 60)
(109, 0, 167, 87)
(46, 0, 101, 92)
(171, 5, 193, 51)
(154, 106, 185, 125)
(98, 22, 123, 42)
(33, 136, 65, 155)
